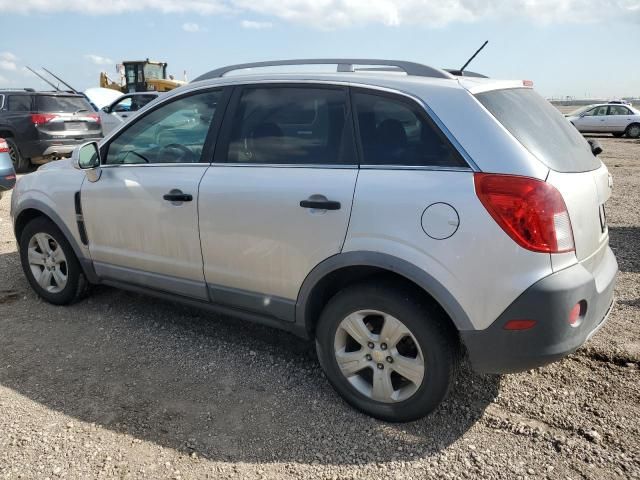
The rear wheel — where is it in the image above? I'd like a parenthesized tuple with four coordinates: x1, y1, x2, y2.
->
(6, 138, 31, 173)
(315, 283, 458, 422)
(626, 123, 640, 139)
(19, 217, 88, 305)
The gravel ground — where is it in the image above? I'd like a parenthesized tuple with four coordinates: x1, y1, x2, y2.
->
(0, 137, 639, 480)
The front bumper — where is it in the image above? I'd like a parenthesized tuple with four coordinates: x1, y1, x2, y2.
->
(461, 247, 618, 374)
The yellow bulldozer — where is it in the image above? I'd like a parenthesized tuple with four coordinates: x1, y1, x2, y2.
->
(100, 59, 185, 93)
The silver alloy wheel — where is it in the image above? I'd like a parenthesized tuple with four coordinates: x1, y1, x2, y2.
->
(334, 310, 425, 403)
(27, 233, 68, 293)
(628, 125, 640, 138)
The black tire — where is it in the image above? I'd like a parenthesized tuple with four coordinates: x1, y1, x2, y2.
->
(612, 132, 624, 138)
(6, 137, 31, 173)
(19, 217, 88, 305)
(315, 283, 458, 422)
(625, 123, 640, 139)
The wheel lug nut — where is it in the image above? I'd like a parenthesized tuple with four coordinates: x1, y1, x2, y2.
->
(386, 356, 393, 363)
(367, 342, 374, 349)
(377, 363, 384, 370)
(381, 343, 387, 350)
(365, 354, 372, 361)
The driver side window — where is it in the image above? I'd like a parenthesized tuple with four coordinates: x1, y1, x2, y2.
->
(105, 90, 221, 165)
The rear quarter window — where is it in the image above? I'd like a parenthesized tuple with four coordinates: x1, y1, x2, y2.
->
(8, 95, 33, 111)
(476, 88, 601, 173)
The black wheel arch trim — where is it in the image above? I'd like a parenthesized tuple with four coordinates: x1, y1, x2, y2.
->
(13, 199, 99, 283)
(295, 251, 474, 333)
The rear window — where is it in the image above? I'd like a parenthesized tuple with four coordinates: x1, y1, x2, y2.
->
(476, 88, 600, 173)
(36, 95, 93, 113)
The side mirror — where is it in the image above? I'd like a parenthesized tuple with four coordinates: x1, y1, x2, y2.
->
(101, 106, 110, 113)
(72, 141, 102, 181)
(588, 139, 603, 157)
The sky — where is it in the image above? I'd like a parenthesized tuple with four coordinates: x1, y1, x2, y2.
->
(0, 0, 639, 99)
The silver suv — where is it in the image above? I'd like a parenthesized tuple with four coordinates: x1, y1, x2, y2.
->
(10, 60, 617, 422)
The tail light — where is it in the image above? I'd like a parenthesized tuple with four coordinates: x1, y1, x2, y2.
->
(0, 138, 8, 153)
(87, 113, 101, 124)
(474, 173, 575, 254)
(31, 113, 58, 126)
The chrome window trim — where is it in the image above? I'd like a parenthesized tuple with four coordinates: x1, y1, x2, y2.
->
(359, 165, 472, 172)
(0, 94, 4, 110)
(211, 163, 357, 169)
(101, 163, 211, 168)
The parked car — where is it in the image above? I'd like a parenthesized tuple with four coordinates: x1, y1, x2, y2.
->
(10, 59, 617, 422)
(99, 92, 160, 136)
(0, 138, 16, 199)
(0, 89, 103, 173)
(566, 103, 640, 138)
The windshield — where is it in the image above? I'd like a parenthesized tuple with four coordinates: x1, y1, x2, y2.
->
(143, 64, 164, 80)
(36, 95, 93, 113)
(476, 88, 601, 173)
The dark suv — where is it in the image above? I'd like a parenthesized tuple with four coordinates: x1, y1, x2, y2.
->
(0, 89, 102, 172)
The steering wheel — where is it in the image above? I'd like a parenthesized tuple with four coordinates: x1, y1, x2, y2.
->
(159, 143, 196, 163)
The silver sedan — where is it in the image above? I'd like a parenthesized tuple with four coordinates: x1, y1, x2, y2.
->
(566, 103, 640, 138)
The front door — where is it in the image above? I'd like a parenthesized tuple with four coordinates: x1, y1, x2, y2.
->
(82, 88, 225, 300)
(574, 105, 608, 132)
(198, 85, 358, 319)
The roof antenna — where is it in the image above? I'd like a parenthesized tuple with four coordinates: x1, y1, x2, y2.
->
(458, 40, 489, 76)
(26, 67, 60, 91)
(42, 67, 80, 94)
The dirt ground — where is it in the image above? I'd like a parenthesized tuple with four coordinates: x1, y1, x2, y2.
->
(0, 136, 638, 480)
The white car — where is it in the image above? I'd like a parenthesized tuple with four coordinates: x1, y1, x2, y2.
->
(566, 103, 640, 138)
(99, 92, 160, 136)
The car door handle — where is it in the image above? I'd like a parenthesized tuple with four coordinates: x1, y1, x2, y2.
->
(163, 191, 193, 202)
(300, 197, 341, 210)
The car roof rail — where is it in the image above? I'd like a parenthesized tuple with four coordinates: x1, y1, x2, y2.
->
(0, 88, 36, 92)
(193, 59, 456, 82)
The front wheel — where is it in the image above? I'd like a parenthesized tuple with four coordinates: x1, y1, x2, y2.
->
(19, 217, 88, 305)
(315, 283, 458, 422)
(626, 123, 640, 139)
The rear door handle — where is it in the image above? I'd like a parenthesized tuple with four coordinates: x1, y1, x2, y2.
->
(163, 190, 193, 202)
(300, 197, 341, 210)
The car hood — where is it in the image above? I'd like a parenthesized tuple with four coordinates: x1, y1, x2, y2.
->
(38, 158, 75, 172)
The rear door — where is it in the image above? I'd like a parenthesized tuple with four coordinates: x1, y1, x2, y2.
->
(606, 105, 633, 132)
(198, 84, 358, 319)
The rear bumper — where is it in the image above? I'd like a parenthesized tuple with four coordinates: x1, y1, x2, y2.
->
(20, 137, 102, 160)
(461, 247, 617, 374)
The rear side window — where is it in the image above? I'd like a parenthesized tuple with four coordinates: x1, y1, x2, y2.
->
(36, 95, 92, 113)
(353, 91, 466, 168)
(224, 86, 355, 165)
(8, 95, 32, 111)
(608, 105, 631, 116)
(476, 88, 601, 173)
